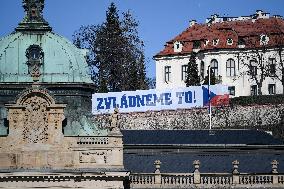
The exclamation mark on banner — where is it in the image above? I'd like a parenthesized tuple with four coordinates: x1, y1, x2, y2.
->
(194, 91, 196, 103)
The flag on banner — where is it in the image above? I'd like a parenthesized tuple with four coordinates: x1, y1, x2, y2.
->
(202, 86, 229, 107)
(210, 94, 229, 106)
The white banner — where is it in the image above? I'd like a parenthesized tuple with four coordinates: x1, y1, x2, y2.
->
(92, 85, 228, 114)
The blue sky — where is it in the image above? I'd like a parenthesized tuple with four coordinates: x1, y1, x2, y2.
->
(1, 0, 284, 78)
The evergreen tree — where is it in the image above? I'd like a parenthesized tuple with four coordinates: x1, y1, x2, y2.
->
(121, 11, 148, 90)
(185, 52, 200, 86)
(73, 3, 148, 92)
(203, 68, 216, 85)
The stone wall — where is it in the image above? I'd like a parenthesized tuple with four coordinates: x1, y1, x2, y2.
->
(94, 104, 284, 138)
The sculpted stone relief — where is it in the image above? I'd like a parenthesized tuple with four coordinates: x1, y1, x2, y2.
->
(6, 88, 65, 146)
(22, 95, 49, 143)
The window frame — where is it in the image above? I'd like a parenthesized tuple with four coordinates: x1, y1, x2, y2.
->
(268, 84, 276, 95)
(250, 85, 258, 96)
(228, 86, 235, 96)
(210, 59, 218, 76)
(269, 58, 276, 76)
(200, 61, 205, 79)
(181, 65, 188, 81)
(226, 59, 236, 77)
(249, 60, 258, 76)
(227, 38, 233, 46)
(164, 66, 171, 83)
(212, 39, 219, 46)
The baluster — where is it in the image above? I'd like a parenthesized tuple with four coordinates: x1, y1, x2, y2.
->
(166, 176, 169, 185)
(137, 175, 140, 184)
(263, 176, 266, 184)
(260, 175, 263, 184)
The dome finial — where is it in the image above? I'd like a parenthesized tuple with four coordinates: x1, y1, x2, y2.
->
(16, 0, 52, 32)
(23, 0, 45, 21)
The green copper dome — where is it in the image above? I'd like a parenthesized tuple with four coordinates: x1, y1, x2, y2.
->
(0, 0, 92, 83)
(0, 31, 92, 83)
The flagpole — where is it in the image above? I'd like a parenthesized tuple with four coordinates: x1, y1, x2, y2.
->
(208, 65, 212, 130)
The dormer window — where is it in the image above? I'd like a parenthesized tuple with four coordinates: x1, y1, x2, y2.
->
(260, 34, 269, 45)
(227, 38, 233, 45)
(238, 37, 245, 46)
(212, 39, 219, 46)
(174, 41, 183, 52)
(204, 39, 209, 46)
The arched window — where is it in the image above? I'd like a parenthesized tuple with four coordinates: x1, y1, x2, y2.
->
(26, 45, 43, 81)
(226, 59, 235, 76)
(200, 61, 205, 78)
(210, 59, 218, 76)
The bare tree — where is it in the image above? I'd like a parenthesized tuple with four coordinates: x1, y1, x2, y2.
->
(273, 34, 284, 94)
(238, 36, 272, 95)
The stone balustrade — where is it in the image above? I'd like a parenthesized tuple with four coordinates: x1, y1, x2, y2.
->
(129, 160, 284, 188)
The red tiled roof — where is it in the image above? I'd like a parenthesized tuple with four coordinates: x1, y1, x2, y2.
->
(155, 18, 284, 58)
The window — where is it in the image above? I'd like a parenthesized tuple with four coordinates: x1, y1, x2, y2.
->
(250, 85, 258, 96)
(26, 45, 42, 61)
(226, 59, 235, 76)
(213, 39, 219, 46)
(249, 60, 257, 76)
(164, 66, 171, 83)
(173, 41, 183, 52)
(227, 38, 233, 45)
(204, 39, 209, 46)
(176, 43, 180, 49)
(238, 37, 245, 46)
(181, 65, 188, 81)
(260, 34, 269, 45)
(269, 58, 276, 76)
(268, 84, 276, 95)
(193, 40, 201, 49)
(249, 66, 257, 76)
(200, 61, 205, 79)
(210, 59, 218, 76)
(228, 86, 235, 96)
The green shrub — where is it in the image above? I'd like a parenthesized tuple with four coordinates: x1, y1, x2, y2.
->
(230, 94, 284, 106)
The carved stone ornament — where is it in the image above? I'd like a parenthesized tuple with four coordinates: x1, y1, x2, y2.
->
(6, 88, 66, 144)
(23, 0, 45, 22)
(16, 0, 52, 32)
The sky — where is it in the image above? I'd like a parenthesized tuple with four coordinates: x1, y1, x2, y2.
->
(1, 0, 284, 79)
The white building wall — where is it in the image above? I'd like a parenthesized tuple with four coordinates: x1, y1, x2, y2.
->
(155, 49, 283, 97)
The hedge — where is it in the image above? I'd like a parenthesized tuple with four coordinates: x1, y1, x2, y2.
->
(230, 94, 284, 106)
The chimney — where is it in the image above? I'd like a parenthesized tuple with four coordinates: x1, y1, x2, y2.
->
(256, 10, 264, 16)
(189, 20, 197, 27)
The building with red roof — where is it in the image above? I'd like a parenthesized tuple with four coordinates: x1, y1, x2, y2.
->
(154, 10, 284, 97)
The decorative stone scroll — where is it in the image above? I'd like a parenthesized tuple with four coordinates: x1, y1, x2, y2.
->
(79, 151, 107, 164)
(6, 88, 66, 145)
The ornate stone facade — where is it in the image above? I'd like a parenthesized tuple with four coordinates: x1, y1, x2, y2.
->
(0, 87, 127, 188)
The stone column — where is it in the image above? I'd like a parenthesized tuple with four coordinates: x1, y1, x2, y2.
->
(271, 160, 279, 184)
(232, 160, 240, 185)
(193, 160, 201, 184)
(154, 160, 162, 184)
